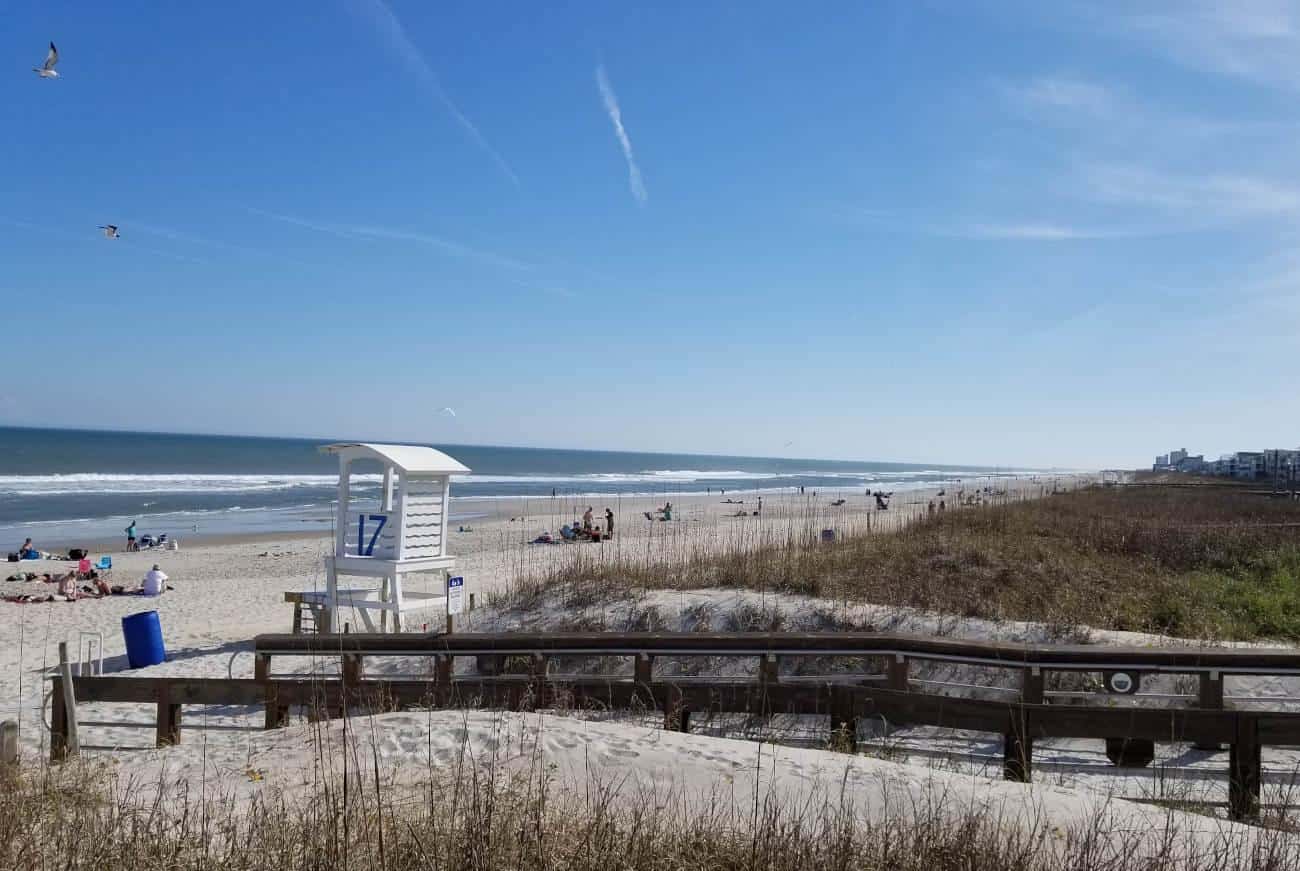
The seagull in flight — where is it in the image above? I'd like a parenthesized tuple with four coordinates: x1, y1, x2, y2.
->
(439, 407, 456, 418)
(99, 225, 120, 239)
(34, 42, 59, 78)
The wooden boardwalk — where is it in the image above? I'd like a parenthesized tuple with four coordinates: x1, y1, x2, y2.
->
(50, 630, 1300, 821)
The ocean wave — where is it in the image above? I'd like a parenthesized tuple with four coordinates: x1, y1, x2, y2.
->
(0, 473, 379, 496)
(0, 466, 1000, 497)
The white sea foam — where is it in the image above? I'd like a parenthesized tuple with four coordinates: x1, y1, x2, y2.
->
(0, 467, 1000, 497)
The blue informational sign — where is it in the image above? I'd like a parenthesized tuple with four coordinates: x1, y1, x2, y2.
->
(447, 575, 465, 614)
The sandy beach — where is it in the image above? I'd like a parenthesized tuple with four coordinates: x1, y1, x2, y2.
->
(1, 476, 1073, 748)
(8, 471, 1300, 858)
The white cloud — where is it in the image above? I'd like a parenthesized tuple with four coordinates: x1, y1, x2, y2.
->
(962, 222, 1114, 240)
(596, 65, 647, 204)
(1002, 76, 1119, 117)
(1080, 164, 1300, 217)
(1096, 1, 1300, 89)
(348, 0, 519, 186)
(841, 209, 1140, 241)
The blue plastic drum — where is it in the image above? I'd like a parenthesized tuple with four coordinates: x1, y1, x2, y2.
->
(121, 610, 166, 669)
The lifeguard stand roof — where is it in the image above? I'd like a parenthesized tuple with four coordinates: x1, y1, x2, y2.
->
(320, 443, 471, 475)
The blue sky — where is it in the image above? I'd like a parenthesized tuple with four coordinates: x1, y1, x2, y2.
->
(3, 1, 1298, 469)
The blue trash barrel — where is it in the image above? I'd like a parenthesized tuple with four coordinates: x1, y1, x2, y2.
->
(122, 610, 166, 669)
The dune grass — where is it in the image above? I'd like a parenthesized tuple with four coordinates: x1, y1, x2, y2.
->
(513, 482, 1300, 642)
(2, 734, 1296, 871)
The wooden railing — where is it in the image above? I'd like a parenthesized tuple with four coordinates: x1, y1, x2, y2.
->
(49, 630, 1300, 821)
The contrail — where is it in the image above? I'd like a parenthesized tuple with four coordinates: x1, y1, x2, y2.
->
(349, 0, 520, 187)
(597, 64, 647, 204)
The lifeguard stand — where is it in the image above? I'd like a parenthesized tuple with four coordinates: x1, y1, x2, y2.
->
(320, 443, 469, 633)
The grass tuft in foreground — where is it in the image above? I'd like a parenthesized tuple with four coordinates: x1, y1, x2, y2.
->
(1, 739, 1296, 871)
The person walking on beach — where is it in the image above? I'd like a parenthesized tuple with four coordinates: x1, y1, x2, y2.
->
(125, 520, 138, 551)
(605, 507, 614, 537)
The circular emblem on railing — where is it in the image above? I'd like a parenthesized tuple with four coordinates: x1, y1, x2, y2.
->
(1104, 670, 1139, 694)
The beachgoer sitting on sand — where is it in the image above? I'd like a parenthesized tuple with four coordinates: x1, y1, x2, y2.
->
(531, 532, 555, 544)
(140, 564, 168, 596)
(19, 538, 37, 560)
(875, 493, 889, 510)
(56, 572, 79, 598)
(560, 524, 578, 541)
(92, 576, 111, 596)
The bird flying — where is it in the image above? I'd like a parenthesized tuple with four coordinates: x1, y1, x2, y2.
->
(99, 225, 120, 239)
(440, 407, 457, 418)
(34, 42, 59, 78)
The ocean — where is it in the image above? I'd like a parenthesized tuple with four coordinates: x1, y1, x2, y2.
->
(0, 426, 1020, 545)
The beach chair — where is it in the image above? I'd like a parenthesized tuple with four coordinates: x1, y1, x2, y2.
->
(95, 556, 112, 571)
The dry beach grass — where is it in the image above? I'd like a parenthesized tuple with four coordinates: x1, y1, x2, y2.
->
(511, 480, 1300, 643)
(3, 717, 1298, 871)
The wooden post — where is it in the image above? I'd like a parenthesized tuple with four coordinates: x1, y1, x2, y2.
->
(760, 654, 779, 686)
(634, 653, 653, 686)
(1021, 667, 1044, 705)
(155, 683, 182, 747)
(1, 720, 18, 768)
(830, 685, 857, 753)
(342, 654, 363, 687)
(887, 654, 909, 691)
(1003, 709, 1032, 783)
(664, 702, 691, 733)
(529, 654, 547, 706)
(254, 653, 271, 682)
(56, 642, 80, 760)
(1195, 671, 1225, 751)
(50, 680, 67, 762)
(1229, 716, 1261, 820)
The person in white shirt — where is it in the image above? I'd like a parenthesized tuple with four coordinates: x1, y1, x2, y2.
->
(140, 564, 168, 596)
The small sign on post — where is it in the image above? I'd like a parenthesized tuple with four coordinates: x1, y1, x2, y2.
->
(447, 576, 465, 616)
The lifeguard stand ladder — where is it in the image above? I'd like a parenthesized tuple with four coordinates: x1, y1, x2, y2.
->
(320, 443, 469, 633)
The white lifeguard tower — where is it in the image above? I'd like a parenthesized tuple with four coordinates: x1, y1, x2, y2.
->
(319, 442, 469, 633)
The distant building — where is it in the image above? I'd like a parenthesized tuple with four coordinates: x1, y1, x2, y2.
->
(1264, 448, 1300, 482)
(1234, 452, 1265, 480)
(1151, 446, 1296, 479)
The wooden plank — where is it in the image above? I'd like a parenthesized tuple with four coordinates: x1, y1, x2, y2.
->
(252, 630, 1300, 675)
(72, 676, 266, 706)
